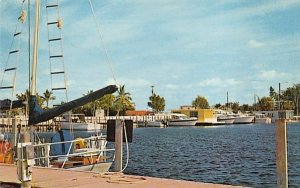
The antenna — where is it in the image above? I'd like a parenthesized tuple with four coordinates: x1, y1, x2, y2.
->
(151, 85, 154, 96)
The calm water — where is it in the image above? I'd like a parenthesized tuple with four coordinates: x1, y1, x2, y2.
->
(123, 123, 300, 188)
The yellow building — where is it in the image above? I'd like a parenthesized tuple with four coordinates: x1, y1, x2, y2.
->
(171, 107, 216, 123)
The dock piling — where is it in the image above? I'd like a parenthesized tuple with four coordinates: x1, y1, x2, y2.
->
(114, 119, 123, 172)
(275, 119, 288, 188)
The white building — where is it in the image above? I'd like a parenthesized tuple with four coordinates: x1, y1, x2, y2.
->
(254, 110, 294, 123)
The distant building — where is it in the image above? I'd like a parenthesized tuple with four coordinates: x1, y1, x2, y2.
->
(125, 110, 153, 116)
(254, 110, 294, 123)
(180, 105, 196, 110)
(95, 109, 105, 118)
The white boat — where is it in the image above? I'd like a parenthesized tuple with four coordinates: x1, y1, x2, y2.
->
(217, 115, 235, 125)
(43, 134, 114, 173)
(146, 120, 165, 128)
(168, 114, 197, 126)
(254, 114, 271, 124)
(232, 115, 254, 124)
(289, 116, 300, 123)
(60, 114, 101, 131)
(214, 109, 235, 125)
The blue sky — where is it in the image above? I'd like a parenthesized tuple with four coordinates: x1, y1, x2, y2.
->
(1, 0, 300, 111)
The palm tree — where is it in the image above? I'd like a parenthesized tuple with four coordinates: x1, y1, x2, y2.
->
(114, 85, 133, 115)
(96, 94, 115, 116)
(16, 89, 30, 102)
(16, 90, 31, 115)
(41, 89, 56, 109)
(83, 90, 95, 115)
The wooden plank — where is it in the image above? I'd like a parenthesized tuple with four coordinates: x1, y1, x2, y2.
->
(275, 119, 288, 188)
(1, 164, 236, 188)
(50, 160, 83, 168)
(70, 156, 101, 165)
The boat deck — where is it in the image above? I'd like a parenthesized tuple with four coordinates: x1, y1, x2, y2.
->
(0, 164, 241, 188)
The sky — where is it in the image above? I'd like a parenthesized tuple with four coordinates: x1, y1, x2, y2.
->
(1, 0, 300, 111)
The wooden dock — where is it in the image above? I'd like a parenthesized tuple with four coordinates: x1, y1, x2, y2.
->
(0, 164, 241, 188)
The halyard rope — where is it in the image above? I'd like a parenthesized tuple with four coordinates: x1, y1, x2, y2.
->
(88, 0, 118, 86)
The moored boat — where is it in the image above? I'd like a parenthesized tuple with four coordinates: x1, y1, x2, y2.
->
(254, 114, 271, 124)
(232, 115, 254, 124)
(41, 131, 114, 173)
(168, 114, 197, 126)
(217, 115, 235, 125)
(146, 120, 165, 128)
(60, 114, 102, 131)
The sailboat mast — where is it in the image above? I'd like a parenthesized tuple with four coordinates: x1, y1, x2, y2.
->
(30, 0, 40, 96)
(226, 91, 229, 111)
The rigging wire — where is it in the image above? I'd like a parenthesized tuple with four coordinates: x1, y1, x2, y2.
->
(27, 0, 31, 118)
(87, 0, 118, 86)
(88, 0, 130, 171)
(0, 1, 27, 116)
(121, 120, 129, 172)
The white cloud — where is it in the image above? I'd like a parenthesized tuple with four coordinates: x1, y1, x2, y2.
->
(259, 70, 287, 80)
(225, 78, 240, 86)
(104, 78, 116, 86)
(166, 84, 179, 90)
(247, 39, 265, 48)
(198, 78, 222, 87)
(198, 78, 240, 88)
(252, 63, 266, 70)
(214, 0, 300, 20)
(105, 77, 151, 88)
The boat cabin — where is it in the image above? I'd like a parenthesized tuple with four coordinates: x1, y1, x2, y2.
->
(61, 114, 86, 123)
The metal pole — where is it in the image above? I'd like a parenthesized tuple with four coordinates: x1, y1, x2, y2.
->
(279, 83, 281, 110)
(275, 119, 288, 188)
(114, 119, 123, 172)
(226, 91, 229, 111)
(297, 97, 299, 116)
(12, 118, 17, 146)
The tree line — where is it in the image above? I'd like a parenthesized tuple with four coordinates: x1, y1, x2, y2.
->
(11, 83, 300, 116)
(12, 85, 135, 116)
(191, 83, 300, 115)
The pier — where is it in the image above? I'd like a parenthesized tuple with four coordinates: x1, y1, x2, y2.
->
(0, 164, 239, 188)
(0, 114, 171, 133)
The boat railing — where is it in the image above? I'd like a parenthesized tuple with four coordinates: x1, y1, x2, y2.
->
(31, 135, 115, 168)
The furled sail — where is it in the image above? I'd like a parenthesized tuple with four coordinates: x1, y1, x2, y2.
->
(28, 85, 118, 125)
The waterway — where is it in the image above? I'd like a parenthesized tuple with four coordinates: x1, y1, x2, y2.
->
(123, 123, 300, 188)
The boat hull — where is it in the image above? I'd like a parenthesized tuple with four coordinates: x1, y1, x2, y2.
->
(168, 120, 197, 126)
(60, 122, 101, 131)
(217, 118, 235, 125)
(255, 117, 272, 124)
(146, 121, 165, 127)
(196, 122, 222, 126)
(223, 119, 235, 124)
(66, 162, 112, 173)
(233, 116, 254, 124)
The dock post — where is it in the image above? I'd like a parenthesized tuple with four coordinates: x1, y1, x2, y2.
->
(275, 119, 288, 188)
(114, 119, 123, 172)
(12, 118, 17, 159)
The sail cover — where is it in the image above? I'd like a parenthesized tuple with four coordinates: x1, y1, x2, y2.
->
(29, 85, 118, 125)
